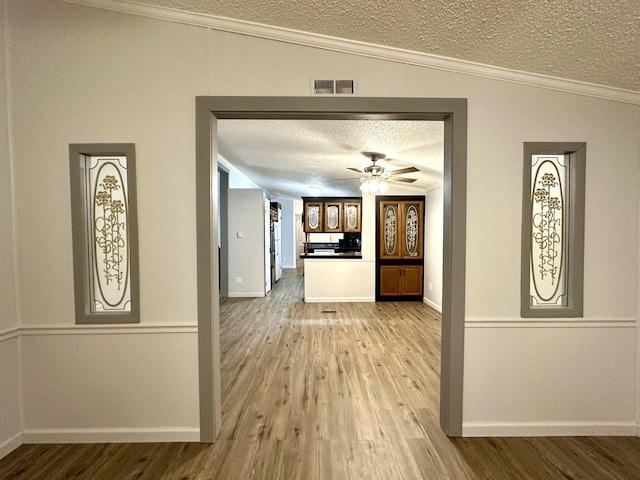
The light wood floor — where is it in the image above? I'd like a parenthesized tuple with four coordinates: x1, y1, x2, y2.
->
(2, 268, 640, 479)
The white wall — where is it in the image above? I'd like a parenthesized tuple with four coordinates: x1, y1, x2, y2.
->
(218, 154, 260, 189)
(2, 0, 639, 456)
(463, 325, 636, 436)
(21, 330, 199, 442)
(6, 0, 207, 445)
(207, 27, 640, 435)
(424, 186, 443, 312)
(228, 189, 268, 297)
(0, 336, 20, 458)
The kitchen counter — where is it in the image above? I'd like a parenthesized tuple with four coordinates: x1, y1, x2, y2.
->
(299, 251, 362, 259)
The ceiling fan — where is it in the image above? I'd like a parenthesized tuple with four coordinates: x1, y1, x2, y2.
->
(347, 152, 419, 192)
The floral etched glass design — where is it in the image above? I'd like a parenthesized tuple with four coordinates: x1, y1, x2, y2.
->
(405, 204, 419, 256)
(383, 204, 398, 256)
(346, 205, 358, 230)
(327, 205, 339, 229)
(530, 154, 567, 306)
(87, 156, 131, 312)
(308, 205, 319, 229)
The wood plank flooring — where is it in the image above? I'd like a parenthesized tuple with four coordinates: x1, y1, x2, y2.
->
(2, 268, 640, 479)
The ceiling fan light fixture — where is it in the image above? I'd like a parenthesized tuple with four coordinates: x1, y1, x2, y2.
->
(359, 175, 387, 194)
(351, 151, 417, 194)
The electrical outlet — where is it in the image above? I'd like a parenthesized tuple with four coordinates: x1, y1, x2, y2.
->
(428, 282, 433, 291)
(235, 277, 242, 283)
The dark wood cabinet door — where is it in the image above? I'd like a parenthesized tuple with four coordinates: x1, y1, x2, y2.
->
(401, 266, 423, 295)
(379, 266, 402, 296)
(401, 201, 423, 259)
(304, 202, 323, 232)
(379, 201, 402, 259)
(343, 202, 361, 232)
(324, 202, 342, 232)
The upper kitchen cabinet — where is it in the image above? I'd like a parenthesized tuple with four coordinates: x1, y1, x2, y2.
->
(324, 202, 342, 233)
(303, 197, 361, 233)
(304, 201, 323, 233)
(343, 202, 361, 233)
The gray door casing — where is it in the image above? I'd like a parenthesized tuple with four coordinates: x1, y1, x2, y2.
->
(195, 96, 467, 440)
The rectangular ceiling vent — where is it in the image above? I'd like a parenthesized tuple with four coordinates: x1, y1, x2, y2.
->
(312, 79, 355, 95)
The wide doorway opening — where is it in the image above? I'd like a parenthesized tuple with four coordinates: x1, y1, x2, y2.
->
(195, 96, 467, 440)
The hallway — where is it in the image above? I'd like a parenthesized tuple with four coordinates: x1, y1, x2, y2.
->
(1, 269, 640, 479)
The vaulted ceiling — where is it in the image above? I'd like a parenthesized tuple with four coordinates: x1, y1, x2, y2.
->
(133, 0, 639, 92)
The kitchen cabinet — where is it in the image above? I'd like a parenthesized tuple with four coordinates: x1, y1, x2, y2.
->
(379, 200, 423, 260)
(343, 202, 361, 233)
(324, 202, 342, 232)
(379, 265, 423, 296)
(302, 197, 361, 233)
(304, 202, 323, 233)
(376, 196, 425, 300)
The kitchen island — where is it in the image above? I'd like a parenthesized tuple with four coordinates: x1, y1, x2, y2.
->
(300, 252, 375, 302)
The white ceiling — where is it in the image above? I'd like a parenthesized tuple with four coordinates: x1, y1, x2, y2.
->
(134, 0, 639, 92)
(218, 119, 444, 198)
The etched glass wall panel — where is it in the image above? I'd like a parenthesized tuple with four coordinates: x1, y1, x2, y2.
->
(530, 154, 567, 306)
(87, 156, 131, 312)
(521, 143, 585, 318)
(69, 143, 139, 324)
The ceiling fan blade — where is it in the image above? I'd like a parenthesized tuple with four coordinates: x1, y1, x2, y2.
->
(388, 166, 419, 175)
(326, 177, 359, 182)
(346, 167, 364, 173)
(388, 176, 417, 183)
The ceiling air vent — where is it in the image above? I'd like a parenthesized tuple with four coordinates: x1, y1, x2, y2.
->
(312, 79, 355, 95)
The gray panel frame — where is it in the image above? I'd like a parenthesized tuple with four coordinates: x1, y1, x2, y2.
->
(218, 167, 229, 298)
(69, 143, 140, 324)
(195, 97, 467, 440)
(521, 142, 586, 317)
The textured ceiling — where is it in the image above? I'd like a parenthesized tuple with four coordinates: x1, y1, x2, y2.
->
(134, 0, 639, 92)
(218, 120, 444, 198)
